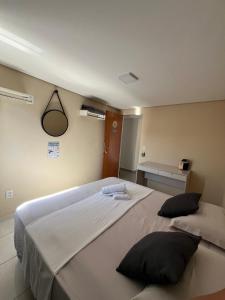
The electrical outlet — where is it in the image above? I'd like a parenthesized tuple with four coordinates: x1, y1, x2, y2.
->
(5, 190, 13, 200)
(141, 152, 146, 157)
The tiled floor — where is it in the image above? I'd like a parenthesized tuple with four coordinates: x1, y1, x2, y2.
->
(0, 215, 34, 300)
(119, 168, 137, 183)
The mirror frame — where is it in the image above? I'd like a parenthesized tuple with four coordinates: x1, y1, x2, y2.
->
(41, 109, 69, 137)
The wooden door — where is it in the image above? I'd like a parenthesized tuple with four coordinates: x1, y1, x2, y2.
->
(102, 111, 123, 178)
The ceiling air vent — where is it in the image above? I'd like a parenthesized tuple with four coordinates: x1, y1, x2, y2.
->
(119, 72, 139, 84)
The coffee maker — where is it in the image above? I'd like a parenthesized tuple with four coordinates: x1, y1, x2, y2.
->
(178, 159, 190, 171)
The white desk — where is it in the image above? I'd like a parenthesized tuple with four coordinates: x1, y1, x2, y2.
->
(137, 161, 191, 195)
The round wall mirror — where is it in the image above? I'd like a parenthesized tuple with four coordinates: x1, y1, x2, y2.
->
(41, 109, 68, 137)
(41, 90, 69, 137)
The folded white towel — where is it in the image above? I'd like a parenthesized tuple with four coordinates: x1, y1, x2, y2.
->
(113, 193, 131, 200)
(101, 183, 126, 195)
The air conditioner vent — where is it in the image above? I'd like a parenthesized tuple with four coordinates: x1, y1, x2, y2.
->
(119, 72, 139, 84)
(0, 87, 34, 104)
(80, 104, 105, 120)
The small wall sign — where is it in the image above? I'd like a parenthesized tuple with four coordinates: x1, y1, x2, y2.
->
(48, 141, 60, 158)
(112, 120, 118, 129)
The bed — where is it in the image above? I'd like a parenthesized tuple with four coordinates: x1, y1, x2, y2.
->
(14, 177, 225, 300)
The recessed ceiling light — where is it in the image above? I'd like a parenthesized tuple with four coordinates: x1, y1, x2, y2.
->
(0, 27, 43, 54)
(119, 72, 139, 84)
(133, 106, 142, 115)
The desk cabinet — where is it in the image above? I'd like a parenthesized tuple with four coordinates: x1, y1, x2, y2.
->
(137, 161, 191, 195)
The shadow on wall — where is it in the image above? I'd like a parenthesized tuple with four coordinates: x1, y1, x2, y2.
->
(189, 171, 205, 196)
(0, 65, 26, 93)
(190, 173, 225, 206)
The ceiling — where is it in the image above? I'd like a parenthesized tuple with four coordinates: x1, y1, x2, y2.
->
(0, 0, 225, 109)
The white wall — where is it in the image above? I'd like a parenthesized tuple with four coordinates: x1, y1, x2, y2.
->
(120, 117, 141, 171)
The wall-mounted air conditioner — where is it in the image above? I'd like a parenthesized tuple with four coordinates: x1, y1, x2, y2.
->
(80, 104, 105, 120)
(0, 87, 34, 104)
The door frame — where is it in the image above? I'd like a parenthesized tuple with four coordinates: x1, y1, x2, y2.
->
(119, 114, 142, 172)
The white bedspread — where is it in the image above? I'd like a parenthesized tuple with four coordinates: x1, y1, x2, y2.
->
(22, 180, 152, 300)
(26, 181, 152, 274)
(15, 178, 225, 300)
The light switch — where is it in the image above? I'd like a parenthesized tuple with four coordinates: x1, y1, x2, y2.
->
(5, 190, 13, 200)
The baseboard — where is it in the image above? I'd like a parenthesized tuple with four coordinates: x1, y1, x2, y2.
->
(120, 168, 137, 172)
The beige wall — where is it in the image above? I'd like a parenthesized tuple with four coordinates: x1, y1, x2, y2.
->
(1, 64, 224, 216)
(0, 64, 114, 217)
(139, 101, 225, 205)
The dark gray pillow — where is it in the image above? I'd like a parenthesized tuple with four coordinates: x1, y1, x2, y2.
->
(116, 231, 200, 284)
(158, 193, 201, 218)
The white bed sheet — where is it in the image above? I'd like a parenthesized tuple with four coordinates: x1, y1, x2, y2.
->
(14, 178, 225, 300)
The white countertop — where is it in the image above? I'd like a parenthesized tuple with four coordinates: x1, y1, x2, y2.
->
(137, 161, 190, 178)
